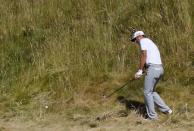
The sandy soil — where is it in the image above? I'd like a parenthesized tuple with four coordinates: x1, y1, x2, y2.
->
(1, 110, 194, 131)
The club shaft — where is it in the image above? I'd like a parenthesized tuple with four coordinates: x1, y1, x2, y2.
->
(105, 78, 135, 98)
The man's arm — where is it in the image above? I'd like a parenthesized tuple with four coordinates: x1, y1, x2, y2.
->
(134, 50, 147, 79)
(139, 50, 147, 70)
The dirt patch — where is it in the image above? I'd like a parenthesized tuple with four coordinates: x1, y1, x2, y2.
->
(1, 108, 194, 131)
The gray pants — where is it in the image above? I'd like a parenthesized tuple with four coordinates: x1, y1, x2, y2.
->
(144, 64, 170, 119)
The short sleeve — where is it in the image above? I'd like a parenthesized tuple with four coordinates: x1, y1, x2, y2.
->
(140, 39, 148, 51)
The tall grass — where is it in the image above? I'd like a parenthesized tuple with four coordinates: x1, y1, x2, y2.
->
(0, 0, 193, 114)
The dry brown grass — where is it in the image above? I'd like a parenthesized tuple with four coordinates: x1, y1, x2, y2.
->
(1, 106, 194, 131)
(0, 0, 194, 130)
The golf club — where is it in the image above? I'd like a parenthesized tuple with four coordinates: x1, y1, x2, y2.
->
(103, 78, 136, 99)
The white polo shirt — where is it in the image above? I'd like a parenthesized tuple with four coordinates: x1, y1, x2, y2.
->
(140, 38, 162, 65)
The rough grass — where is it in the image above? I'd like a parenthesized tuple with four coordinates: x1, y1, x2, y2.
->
(0, 0, 194, 130)
(1, 74, 194, 130)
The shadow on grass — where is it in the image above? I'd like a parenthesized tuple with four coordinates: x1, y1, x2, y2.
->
(117, 96, 147, 118)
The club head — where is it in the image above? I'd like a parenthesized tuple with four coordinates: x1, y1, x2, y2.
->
(102, 95, 107, 99)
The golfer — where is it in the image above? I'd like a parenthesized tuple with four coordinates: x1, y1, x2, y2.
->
(130, 30, 172, 120)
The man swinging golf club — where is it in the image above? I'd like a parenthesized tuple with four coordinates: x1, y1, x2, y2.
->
(130, 30, 172, 120)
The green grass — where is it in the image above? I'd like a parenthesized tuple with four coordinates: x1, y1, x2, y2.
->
(0, 0, 193, 120)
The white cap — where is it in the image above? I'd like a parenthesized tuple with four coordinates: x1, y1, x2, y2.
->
(130, 31, 145, 42)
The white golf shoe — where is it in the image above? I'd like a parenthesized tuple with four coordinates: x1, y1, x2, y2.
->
(165, 109, 173, 114)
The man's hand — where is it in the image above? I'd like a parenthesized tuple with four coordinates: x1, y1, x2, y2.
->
(135, 69, 143, 79)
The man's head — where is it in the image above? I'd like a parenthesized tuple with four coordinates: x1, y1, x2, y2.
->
(130, 31, 145, 43)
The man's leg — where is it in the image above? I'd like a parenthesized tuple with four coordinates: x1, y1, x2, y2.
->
(152, 70, 171, 113)
(153, 92, 171, 112)
(144, 69, 157, 119)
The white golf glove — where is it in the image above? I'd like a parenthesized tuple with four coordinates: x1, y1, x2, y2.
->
(135, 69, 143, 79)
